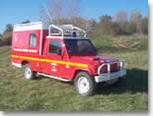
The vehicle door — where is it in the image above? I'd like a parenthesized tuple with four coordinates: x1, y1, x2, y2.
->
(45, 39, 65, 77)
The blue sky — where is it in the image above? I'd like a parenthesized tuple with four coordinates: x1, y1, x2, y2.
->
(0, 0, 148, 33)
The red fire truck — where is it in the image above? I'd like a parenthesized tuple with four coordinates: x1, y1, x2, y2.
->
(11, 22, 127, 96)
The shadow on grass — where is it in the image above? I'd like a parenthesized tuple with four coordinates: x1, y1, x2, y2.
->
(34, 68, 148, 95)
(96, 68, 148, 95)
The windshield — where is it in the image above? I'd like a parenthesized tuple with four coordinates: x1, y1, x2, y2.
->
(64, 39, 96, 54)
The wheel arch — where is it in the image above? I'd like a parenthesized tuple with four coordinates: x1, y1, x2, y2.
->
(72, 68, 94, 81)
(21, 60, 29, 66)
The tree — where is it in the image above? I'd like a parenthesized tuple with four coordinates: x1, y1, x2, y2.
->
(111, 22, 121, 35)
(97, 17, 111, 35)
(130, 10, 142, 33)
(87, 19, 97, 33)
(100, 15, 112, 21)
(114, 10, 128, 33)
(3, 24, 13, 34)
(97, 16, 120, 36)
(1, 24, 13, 45)
(125, 22, 136, 34)
(40, 0, 96, 32)
(0, 34, 2, 45)
(40, 0, 81, 25)
(142, 17, 148, 34)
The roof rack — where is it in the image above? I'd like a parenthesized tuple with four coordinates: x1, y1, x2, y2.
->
(48, 24, 87, 37)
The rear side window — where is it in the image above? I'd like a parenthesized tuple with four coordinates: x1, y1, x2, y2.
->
(29, 33, 37, 47)
(49, 40, 61, 55)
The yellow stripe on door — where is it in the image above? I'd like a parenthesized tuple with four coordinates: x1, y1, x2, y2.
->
(11, 55, 88, 68)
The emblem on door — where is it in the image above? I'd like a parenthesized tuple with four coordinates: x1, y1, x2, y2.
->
(51, 63, 57, 72)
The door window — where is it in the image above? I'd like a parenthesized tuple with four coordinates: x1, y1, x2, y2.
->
(49, 40, 61, 55)
(29, 33, 37, 47)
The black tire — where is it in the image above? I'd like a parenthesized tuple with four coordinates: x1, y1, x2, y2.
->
(74, 72, 96, 96)
(24, 64, 36, 79)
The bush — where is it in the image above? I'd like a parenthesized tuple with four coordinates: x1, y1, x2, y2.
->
(0, 31, 12, 46)
(142, 17, 148, 34)
(96, 17, 121, 36)
(0, 24, 13, 46)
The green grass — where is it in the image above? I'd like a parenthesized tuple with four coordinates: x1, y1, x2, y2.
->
(90, 34, 148, 53)
(0, 36, 148, 111)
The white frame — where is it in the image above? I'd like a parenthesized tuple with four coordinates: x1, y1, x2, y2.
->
(48, 24, 87, 37)
(97, 60, 128, 75)
(94, 60, 128, 83)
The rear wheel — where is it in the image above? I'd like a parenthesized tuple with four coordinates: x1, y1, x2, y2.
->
(74, 72, 96, 96)
(24, 64, 36, 79)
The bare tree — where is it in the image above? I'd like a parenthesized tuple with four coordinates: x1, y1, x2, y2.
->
(40, 0, 95, 32)
(66, 0, 81, 19)
(40, 0, 81, 26)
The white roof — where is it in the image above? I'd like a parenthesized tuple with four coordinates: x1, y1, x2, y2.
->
(13, 22, 48, 32)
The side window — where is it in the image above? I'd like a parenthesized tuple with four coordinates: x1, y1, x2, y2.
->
(49, 40, 61, 55)
(29, 33, 37, 47)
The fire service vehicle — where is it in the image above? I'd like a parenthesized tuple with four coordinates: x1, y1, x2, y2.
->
(11, 22, 128, 96)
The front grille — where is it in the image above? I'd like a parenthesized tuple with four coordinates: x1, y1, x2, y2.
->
(100, 63, 120, 74)
(110, 63, 120, 72)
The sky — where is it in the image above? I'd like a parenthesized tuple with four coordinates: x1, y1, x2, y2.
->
(0, 0, 148, 33)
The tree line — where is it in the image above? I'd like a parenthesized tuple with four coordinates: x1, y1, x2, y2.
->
(0, 0, 148, 46)
(93, 10, 148, 36)
(40, 0, 148, 36)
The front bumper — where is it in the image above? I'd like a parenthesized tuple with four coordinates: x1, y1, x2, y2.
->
(94, 60, 128, 83)
(94, 68, 127, 83)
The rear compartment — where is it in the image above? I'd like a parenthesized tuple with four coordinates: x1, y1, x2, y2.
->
(11, 22, 48, 67)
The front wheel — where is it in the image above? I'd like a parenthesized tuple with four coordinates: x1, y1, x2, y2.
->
(24, 64, 36, 79)
(74, 72, 96, 96)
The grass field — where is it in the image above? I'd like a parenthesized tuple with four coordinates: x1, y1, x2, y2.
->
(0, 35, 148, 111)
